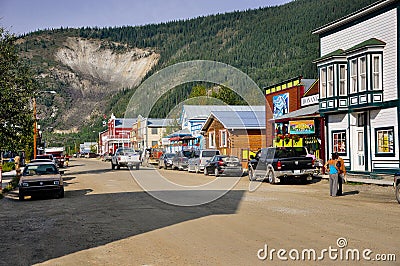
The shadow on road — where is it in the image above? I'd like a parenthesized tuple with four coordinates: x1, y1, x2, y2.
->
(341, 190, 360, 196)
(0, 188, 245, 265)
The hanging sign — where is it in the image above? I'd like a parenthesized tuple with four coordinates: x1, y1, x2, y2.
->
(289, 120, 315, 134)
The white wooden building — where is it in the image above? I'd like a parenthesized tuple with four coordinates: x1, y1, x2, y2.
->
(312, 0, 399, 174)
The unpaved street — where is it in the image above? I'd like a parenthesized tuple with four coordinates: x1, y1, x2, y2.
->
(0, 158, 399, 265)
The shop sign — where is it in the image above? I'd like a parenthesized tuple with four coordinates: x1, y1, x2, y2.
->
(273, 93, 289, 118)
(289, 120, 315, 134)
(301, 94, 319, 107)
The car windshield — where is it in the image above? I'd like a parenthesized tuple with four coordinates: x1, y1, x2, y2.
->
(222, 156, 240, 163)
(37, 155, 53, 160)
(118, 149, 137, 155)
(165, 153, 175, 158)
(274, 148, 308, 158)
(23, 164, 58, 176)
(202, 151, 219, 157)
(182, 151, 193, 158)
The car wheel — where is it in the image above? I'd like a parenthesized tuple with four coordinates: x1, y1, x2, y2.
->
(396, 182, 400, 204)
(204, 167, 209, 175)
(248, 166, 256, 181)
(214, 168, 219, 177)
(267, 170, 275, 184)
(58, 188, 65, 198)
(111, 162, 115, 170)
(19, 193, 24, 201)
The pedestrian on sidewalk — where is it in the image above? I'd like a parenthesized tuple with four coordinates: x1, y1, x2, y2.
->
(325, 152, 339, 197)
(334, 152, 346, 196)
(14, 155, 21, 177)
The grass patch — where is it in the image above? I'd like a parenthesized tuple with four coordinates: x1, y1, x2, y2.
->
(2, 176, 20, 193)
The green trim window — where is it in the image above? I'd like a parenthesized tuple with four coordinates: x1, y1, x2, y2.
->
(332, 130, 347, 154)
(327, 66, 334, 97)
(339, 64, 347, 96)
(375, 127, 395, 156)
(320, 67, 326, 98)
(372, 55, 382, 90)
(359, 56, 367, 92)
(350, 59, 357, 93)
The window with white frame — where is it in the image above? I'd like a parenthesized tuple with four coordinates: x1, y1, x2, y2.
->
(375, 127, 394, 155)
(219, 130, 227, 147)
(350, 59, 357, 93)
(359, 56, 367, 92)
(372, 55, 382, 90)
(208, 131, 216, 148)
(320, 67, 326, 98)
(327, 66, 334, 97)
(332, 131, 346, 154)
(151, 128, 158, 135)
(339, 64, 347, 96)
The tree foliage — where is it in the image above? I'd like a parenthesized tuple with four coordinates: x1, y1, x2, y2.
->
(0, 28, 38, 152)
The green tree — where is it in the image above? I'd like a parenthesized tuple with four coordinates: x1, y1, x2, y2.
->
(0, 28, 38, 152)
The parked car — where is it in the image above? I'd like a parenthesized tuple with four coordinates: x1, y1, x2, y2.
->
(394, 172, 400, 204)
(158, 153, 175, 169)
(172, 150, 193, 171)
(188, 149, 220, 173)
(102, 152, 113, 162)
(18, 161, 64, 200)
(204, 155, 243, 177)
(248, 147, 315, 184)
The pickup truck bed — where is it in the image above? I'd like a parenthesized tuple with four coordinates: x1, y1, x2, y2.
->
(248, 147, 315, 184)
(111, 148, 141, 170)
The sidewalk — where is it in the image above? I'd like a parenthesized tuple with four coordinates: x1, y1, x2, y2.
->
(320, 174, 394, 186)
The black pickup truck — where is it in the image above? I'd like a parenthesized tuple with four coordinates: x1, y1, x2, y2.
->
(248, 147, 315, 184)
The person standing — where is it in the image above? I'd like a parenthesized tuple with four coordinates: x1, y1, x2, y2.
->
(325, 153, 339, 197)
(334, 152, 346, 196)
(14, 155, 21, 177)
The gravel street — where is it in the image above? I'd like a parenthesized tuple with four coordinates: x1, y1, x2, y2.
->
(0, 158, 399, 265)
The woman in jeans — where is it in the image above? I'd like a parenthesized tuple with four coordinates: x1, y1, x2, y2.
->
(325, 153, 339, 197)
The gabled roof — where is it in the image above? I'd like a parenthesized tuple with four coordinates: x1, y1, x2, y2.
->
(202, 110, 266, 131)
(182, 105, 265, 121)
(115, 118, 137, 128)
(147, 118, 175, 128)
(312, 0, 396, 35)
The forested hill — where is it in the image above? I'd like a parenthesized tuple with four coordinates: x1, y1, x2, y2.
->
(18, 0, 376, 132)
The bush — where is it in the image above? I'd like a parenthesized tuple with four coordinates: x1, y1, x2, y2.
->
(2, 162, 15, 172)
(2, 176, 20, 193)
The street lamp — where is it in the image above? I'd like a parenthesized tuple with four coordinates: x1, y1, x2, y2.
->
(33, 90, 56, 159)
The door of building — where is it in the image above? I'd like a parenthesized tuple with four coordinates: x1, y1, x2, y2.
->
(353, 129, 365, 171)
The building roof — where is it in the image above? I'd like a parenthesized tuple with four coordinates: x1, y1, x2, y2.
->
(115, 118, 137, 128)
(312, 0, 396, 35)
(314, 38, 386, 63)
(273, 105, 320, 121)
(147, 118, 175, 128)
(202, 110, 266, 131)
(182, 105, 265, 121)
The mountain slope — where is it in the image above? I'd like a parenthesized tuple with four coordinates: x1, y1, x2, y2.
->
(17, 0, 377, 133)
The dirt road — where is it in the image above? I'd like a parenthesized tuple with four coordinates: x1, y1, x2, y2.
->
(0, 158, 398, 265)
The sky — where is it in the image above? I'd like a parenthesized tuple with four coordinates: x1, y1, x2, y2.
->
(0, 0, 292, 36)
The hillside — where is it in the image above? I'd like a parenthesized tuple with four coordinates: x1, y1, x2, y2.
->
(16, 0, 377, 135)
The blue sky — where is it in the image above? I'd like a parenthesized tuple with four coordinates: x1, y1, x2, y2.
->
(0, 0, 292, 35)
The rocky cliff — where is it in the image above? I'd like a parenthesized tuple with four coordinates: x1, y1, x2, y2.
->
(37, 37, 160, 133)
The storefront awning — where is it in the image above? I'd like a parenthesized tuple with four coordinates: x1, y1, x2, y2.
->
(272, 105, 320, 122)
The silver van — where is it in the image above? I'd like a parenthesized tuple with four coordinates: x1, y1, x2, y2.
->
(188, 149, 220, 173)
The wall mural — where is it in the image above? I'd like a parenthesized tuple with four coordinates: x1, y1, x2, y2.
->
(273, 93, 289, 118)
